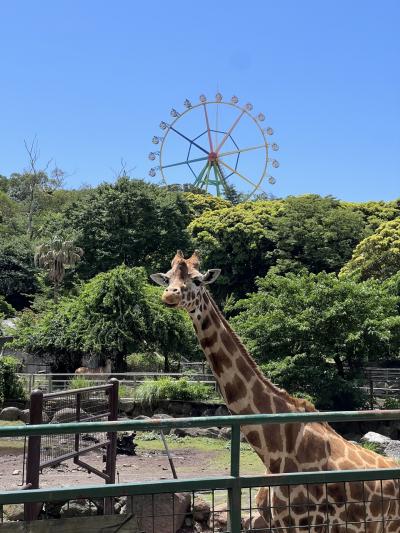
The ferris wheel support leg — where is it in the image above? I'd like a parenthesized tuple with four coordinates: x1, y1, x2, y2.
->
(193, 161, 210, 189)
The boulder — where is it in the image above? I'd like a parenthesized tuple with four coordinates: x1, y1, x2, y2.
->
(18, 409, 30, 423)
(214, 405, 229, 417)
(3, 504, 25, 521)
(383, 440, 400, 460)
(51, 408, 87, 423)
(60, 499, 101, 517)
(219, 427, 231, 440)
(192, 497, 211, 523)
(0, 406, 21, 421)
(207, 503, 229, 531)
(359, 432, 391, 453)
(152, 413, 173, 434)
(123, 492, 191, 533)
(170, 427, 220, 439)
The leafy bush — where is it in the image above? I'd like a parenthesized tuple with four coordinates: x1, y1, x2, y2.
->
(119, 383, 135, 398)
(68, 375, 95, 390)
(0, 356, 25, 404)
(383, 396, 400, 410)
(126, 352, 164, 373)
(261, 354, 367, 411)
(134, 377, 216, 405)
(0, 296, 15, 318)
(361, 442, 384, 455)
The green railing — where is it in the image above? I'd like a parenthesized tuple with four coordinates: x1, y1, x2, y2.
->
(2, 410, 400, 532)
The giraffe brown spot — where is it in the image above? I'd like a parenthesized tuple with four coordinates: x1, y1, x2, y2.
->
(236, 357, 254, 381)
(225, 374, 246, 404)
(327, 483, 344, 503)
(285, 423, 301, 454)
(369, 494, 382, 517)
(245, 430, 261, 448)
(200, 331, 218, 349)
(309, 483, 324, 501)
(296, 428, 326, 463)
(291, 495, 308, 515)
(201, 315, 211, 331)
(253, 381, 272, 412)
(208, 349, 232, 377)
(220, 328, 236, 353)
(263, 424, 283, 453)
(210, 307, 219, 324)
(269, 457, 282, 473)
(346, 502, 365, 523)
(283, 457, 298, 472)
(349, 481, 364, 502)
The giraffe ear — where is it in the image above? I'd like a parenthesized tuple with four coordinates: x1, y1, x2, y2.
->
(202, 269, 221, 284)
(150, 273, 169, 287)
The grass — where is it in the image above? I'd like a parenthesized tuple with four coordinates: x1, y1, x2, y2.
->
(134, 432, 264, 475)
(0, 420, 26, 451)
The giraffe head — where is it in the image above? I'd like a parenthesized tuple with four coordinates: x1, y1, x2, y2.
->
(150, 250, 220, 310)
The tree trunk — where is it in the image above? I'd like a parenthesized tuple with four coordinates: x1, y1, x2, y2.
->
(333, 355, 345, 378)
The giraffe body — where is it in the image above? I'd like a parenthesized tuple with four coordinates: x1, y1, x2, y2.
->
(151, 251, 400, 531)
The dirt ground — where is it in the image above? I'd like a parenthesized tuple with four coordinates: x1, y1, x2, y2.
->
(0, 433, 265, 491)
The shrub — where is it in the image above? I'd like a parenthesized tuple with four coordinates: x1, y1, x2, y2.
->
(68, 375, 95, 390)
(383, 396, 400, 410)
(134, 377, 216, 405)
(126, 352, 164, 373)
(0, 356, 25, 404)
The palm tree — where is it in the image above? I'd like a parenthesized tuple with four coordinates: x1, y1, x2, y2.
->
(34, 237, 83, 302)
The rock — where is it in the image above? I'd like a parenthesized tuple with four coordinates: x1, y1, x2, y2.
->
(117, 432, 137, 455)
(243, 511, 268, 530)
(152, 413, 173, 419)
(193, 497, 211, 523)
(60, 499, 101, 517)
(383, 440, 400, 459)
(3, 504, 25, 521)
(124, 492, 190, 532)
(0, 407, 21, 421)
(43, 500, 67, 518)
(207, 503, 229, 530)
(18, 409, 30, 423)
(214, 405, 229, 417)
(171, 427, 221, 439)
(12, 469, 20, 475)
(135, 415, 151, 420)
(360, 432, 391, 453)
(51, 408, 87, 423)
(219, 427, 231, 440)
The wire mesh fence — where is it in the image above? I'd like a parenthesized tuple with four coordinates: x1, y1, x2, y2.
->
(2, 412, 400, 531)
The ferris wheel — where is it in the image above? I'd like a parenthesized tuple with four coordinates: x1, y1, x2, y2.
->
(149, 93, 280, 198)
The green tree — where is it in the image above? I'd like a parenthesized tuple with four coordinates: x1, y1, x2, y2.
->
(34, 236, 84, 302)
(340, 218, 400, 282)
(188, 200, 283, 300)
(62, 177, 192, 278)
(0, 237, 38, 309)
(271, 195, 366, 274)
(228, 271, 400, 408)
(343, 200, 400, 232)
(183, 192, 231, 219)
(12, 265, 199, 372)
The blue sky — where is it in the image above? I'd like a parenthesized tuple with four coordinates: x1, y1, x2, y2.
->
(0, 0, 399, 201)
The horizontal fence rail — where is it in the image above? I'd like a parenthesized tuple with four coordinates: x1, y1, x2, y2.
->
(3, 410, 400, 532)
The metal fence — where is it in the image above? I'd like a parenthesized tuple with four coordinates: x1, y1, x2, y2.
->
(2, 411, 400, 531)
(17, 371, 217, 394)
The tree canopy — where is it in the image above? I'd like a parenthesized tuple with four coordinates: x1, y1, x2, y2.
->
(340, 218, 400, 282)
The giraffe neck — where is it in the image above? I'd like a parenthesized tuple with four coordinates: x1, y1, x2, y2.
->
(190, 289, 320, 470)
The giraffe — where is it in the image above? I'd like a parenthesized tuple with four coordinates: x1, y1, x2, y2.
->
(151, 251, 400, 532)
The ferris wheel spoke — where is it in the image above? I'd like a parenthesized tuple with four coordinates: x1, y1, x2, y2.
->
(169, 126, 209, 155)
(215, 110, 245, 153)
(193, 161, 210, 188)
(219, 160, 260, 189)
(218, 144, 267, 158)
(162, 155, 209, 170)
(203, 104, 214, 152)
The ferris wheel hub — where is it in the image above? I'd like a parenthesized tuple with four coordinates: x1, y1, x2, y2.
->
(208, 151, 218, 162)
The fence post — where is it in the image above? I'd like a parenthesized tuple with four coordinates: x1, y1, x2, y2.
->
(228, 424, 242, 533)
(104, 378, 119, 515)
(369, 379, 374, 410)
(24, 389, 43, 521)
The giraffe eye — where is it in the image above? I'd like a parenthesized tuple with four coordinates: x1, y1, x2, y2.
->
(192, 278, 202, 287)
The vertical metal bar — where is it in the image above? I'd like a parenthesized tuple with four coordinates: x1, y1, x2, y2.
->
(229, 424, 241, 533)
(74, 392, 81, 462)
(47, 374, 52, 393)
(369, 380, 374, 410)
(104, 378, 118, 515)
(24, 389, 43, 521)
